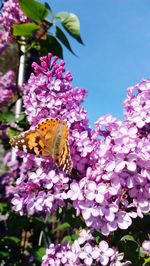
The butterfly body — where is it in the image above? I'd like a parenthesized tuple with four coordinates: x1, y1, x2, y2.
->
(10, 118, 72, 174)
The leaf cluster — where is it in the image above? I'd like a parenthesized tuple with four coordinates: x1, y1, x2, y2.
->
(12, 0, 84, 58)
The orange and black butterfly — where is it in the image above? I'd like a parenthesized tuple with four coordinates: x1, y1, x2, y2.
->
(10, 118, 73, 174)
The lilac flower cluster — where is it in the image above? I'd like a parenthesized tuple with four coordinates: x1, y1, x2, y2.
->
(0, 152, 19, 199)
(0, 70, 16, 107)
(10, 54, 150, 236)
(10, 153, 69, 215)
(24, 55, 88, 125)
(0, 0, 28, 42)
(42, 229, 131, 266)
(10, 54, 91, 215)
(23, 54, 90, 174)
(64, 78, 150, 235)
(0, 30, 8, 53)
(123, 79, 150, 128)
(68, 112, 150, 234)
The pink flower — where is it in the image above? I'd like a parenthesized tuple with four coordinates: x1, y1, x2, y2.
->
(0, 0, 29, 42)
(0, 70, 16, 107)
(41, 229, 128, 266)
(98, 241, 114, 265)
(8, 53, 150, 237)
(141, 240, 150, 256)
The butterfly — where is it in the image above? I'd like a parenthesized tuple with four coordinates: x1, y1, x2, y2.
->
(10, 118, 73, 175)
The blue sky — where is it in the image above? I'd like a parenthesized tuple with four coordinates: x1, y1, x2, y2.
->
(47, 0, 150, 126)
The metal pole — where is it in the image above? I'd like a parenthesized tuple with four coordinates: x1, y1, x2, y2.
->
(11, 37, 26, 161)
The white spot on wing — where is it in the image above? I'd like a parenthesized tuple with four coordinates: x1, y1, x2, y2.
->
(23, 145, 27, 152)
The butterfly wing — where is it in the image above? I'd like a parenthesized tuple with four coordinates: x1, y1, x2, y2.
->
(59, 142, 73, 175)
(37, 118, 73, 173)
(36, 118, 63, 158)
(10, 118, 73, 174)
(10, 129, 45, 155)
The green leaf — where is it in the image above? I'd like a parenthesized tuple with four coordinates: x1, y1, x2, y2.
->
(45, 2, 52, 14)
(0, 112, 15, 122)
(0, 251, 10, 258)
(19, 0, 49, 21)
(62, 233, 78, 244)
(16, 113, 25, 122)
(0, 112, 25, 123)
(139, 250, 147, 258)
(0, 203, 8, 212)
(13, 23, 39, 37)
(145, 212, 150, 216)
(62, 235, 72, 243)
(143, 257, 150, 266)
(55, 12, 83, 44)
(40, 35, 63, 58)
(34, 247, 46, 262)
(120, 234, 140, 262)
(56, 26, 76, 56)
(47, 214, 57, 223)
(2, 236, 20, 245)
(53, 222, 71, 233)
(71, 233, 78, 241)
(8, 128, 20, 139)
(121, 235, 136, 242)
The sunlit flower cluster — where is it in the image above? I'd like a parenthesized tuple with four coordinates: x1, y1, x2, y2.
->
(10, 153, 69, 215)
(10, 54, 150, 236)
(0, 0, 149, 264)
(9, 54, 91, 215)
(123, 79, 150, 128)
(68, 113, 150, 234)
(0, 70, 16, 107)
(1, 150, 67, 216)
(65, 77, 150, 235)
(23, 54, 88, 126)
(0, 0, 28, 42)
(42, 229, 131, 266)
(23, 54, 90, 175)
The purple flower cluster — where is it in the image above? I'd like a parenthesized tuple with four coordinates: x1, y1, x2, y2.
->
(24, 54, 88, 126)
(123, 79, 150, 128)
(10, 54, 91, 215)
(0, 0, 28, 42)
(0, 30, 8, 53)
(68, 112, 150, 234)
(11, 153, 69, 215)
(23, 54, 90, 174)
(0, 70, 16, 107)
(64, 78, 149, 235)
(10, 54, 150, 236)
(42, 229, 131, 266)
(0, 152, 19, 199)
